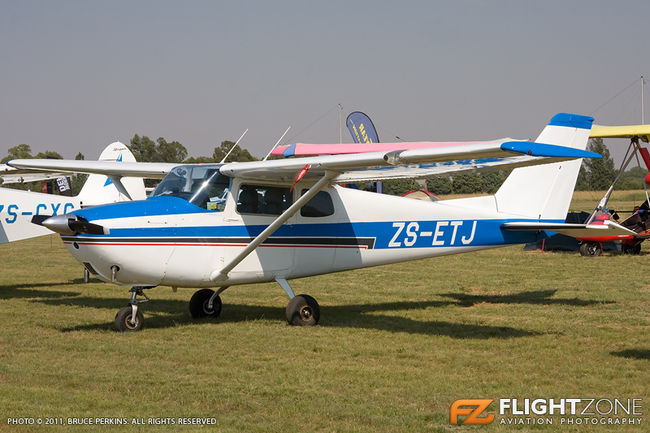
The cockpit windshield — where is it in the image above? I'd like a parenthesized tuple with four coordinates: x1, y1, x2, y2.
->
(151, 164, 230, 211)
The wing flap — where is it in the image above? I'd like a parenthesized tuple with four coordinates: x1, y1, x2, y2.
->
(335, 155, 560, 183)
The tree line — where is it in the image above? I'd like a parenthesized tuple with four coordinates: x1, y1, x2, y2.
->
(1, 136, 256, 165)
(0, 135, 642, 196)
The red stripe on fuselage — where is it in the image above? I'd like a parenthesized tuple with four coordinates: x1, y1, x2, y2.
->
(63, 241, 368, 249)
(575, 235, 635, 242)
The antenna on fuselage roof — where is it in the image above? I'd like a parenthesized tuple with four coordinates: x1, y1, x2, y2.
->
(263, 126, 291, 161)
(219, 128, 249, 163)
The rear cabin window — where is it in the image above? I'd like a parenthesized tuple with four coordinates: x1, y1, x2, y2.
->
(237, 185, 293, 215)
(300, 190, 334, 217)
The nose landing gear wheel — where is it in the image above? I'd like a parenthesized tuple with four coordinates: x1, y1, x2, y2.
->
(115, 306, 144, 332)
(286, 294, 320, 326)
(189, 289, 222, 319)
(114, 286, 152, 332)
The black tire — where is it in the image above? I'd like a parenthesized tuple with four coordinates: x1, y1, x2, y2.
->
(286, 294, 320, 326)
(579, 242, 601, 257)
(623, 243, 642, 255)
(114, 306, 144, 332)
(189, 289, 222, 318)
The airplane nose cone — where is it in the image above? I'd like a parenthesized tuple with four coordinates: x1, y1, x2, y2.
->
(40, 214, 78, 235)
(36, 213, 109, 236)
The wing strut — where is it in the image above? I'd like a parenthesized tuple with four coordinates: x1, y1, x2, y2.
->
(107, 175, 132, 200)
(587, 136, 647, 223)
(210, 170, 337, 282)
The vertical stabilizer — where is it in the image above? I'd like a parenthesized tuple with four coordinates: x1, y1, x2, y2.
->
(495, 113, 593, 221)
(77, 142, 146, 206)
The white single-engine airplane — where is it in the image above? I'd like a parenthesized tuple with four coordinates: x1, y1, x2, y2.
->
(0, 142, 145, 243)
(8, 113, 598, 331)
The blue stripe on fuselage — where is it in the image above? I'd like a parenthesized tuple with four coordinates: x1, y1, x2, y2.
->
(75, 196, 206, 220)
(67, 218, 558, 249)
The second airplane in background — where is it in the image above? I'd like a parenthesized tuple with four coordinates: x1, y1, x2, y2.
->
(0, 142, 145, 243)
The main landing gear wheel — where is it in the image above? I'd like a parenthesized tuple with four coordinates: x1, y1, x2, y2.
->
(622, 243, 642, 255)
(579, 242, 602, 257)
(286, 294, 320, 326)
(189, 289, 222, 319)
(115, 305, 144, 332)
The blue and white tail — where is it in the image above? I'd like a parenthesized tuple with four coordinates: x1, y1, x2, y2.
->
(494, 113, 593, 221)
(0, 142, 146, 243)
(77, 142, 146, 207)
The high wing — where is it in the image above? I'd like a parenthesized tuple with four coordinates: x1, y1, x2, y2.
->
(221, 140, 600, 184)
(9, 140, 599, 186)
(271, 138, 515, 157)
(590, 124, 650, 142)
(0, 164, 66, 184)
(6, 159, 177, 199)
(6, 160, 178, 179)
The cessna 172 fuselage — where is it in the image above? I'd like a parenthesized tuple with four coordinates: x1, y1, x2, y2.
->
(11, 113, 603, 332)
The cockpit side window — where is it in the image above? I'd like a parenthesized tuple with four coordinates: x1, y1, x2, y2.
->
(300, 190, 335, 217)
(236, 184, 292, 215)
(151, 165, 230, 211)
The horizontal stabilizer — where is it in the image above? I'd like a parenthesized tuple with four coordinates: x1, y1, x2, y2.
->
(502, 221, 637, 239)
(500, 141, 601, 159)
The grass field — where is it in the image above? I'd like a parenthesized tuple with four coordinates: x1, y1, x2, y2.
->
(567, 190, 650, 215)
(0, 191, 649, 432)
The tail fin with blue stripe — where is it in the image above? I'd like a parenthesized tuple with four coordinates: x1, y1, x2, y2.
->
(495, 113, 594, 221)
(77, 142, 146, 207)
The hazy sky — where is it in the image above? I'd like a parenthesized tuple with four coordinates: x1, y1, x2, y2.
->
(1, 1, 649, 165)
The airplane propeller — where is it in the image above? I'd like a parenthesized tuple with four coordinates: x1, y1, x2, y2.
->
(33, 214, 108, 235)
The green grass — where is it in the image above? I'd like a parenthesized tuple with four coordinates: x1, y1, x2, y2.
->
(567, 190, 650, 215)
(1, 193, 649, 432)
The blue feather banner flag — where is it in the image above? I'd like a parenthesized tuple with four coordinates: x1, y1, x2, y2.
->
(346, 111, 382, 192)
(346, 111, 380, 144)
